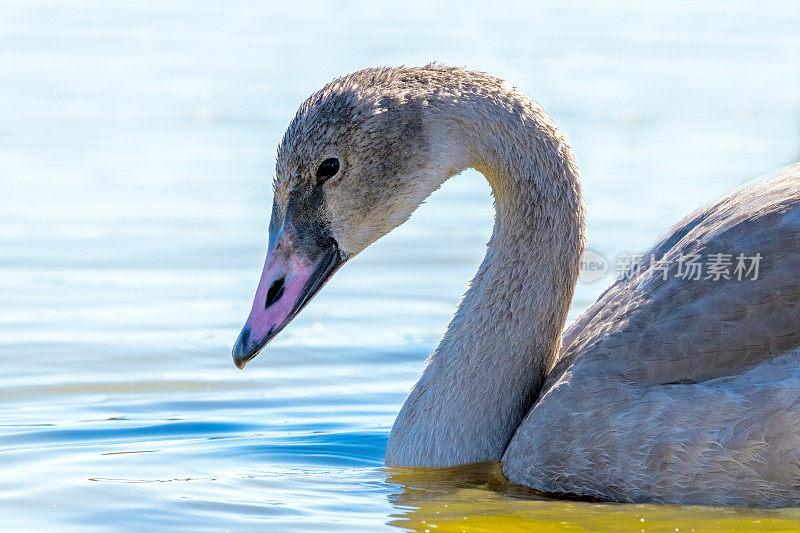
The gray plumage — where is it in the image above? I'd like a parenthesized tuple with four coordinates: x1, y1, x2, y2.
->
(506, 164, 800, 507)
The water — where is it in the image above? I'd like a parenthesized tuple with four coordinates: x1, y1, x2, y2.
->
(1, 0, 799, 530)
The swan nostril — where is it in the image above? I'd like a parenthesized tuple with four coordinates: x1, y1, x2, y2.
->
(265, 277, 285, 308)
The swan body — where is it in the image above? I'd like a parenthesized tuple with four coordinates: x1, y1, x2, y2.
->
(505, 164, 800, 507)
(232, 65, 800, 507)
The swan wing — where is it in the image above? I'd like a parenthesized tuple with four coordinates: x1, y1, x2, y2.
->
(558, 162, 800, 386)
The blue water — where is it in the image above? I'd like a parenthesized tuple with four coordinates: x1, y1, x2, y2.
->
(1, 1, 799, 530)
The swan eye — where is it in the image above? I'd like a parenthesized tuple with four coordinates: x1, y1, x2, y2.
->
(316, 157, 340, 183)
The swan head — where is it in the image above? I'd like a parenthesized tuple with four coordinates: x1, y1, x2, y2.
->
(232, 68, 459, 368)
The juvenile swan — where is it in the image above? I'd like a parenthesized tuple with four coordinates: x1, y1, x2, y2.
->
(232, 65, 800, 507)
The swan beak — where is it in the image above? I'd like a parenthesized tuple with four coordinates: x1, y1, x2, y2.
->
(232, 231, 343, 369)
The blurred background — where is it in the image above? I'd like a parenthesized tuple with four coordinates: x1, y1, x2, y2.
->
(1, 0, 799, 530)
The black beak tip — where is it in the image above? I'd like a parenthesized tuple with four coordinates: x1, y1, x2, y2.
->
(232, 326, 253, 370)
(232, 325, 273, 369)
(232, 353, 249, 370)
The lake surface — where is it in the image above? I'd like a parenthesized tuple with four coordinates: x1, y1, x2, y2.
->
(1, 0, 800, 530)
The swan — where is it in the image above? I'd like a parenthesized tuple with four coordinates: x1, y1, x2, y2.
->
(231, 65, 800, 507)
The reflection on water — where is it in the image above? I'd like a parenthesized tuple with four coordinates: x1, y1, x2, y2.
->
(1, 0, 799, 531)
(387, 464, 800, 532)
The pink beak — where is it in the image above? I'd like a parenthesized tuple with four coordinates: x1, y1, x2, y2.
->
(232, 230, 343, 369)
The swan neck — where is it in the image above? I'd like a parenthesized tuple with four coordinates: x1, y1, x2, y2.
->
(386, 86, 585, 467)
